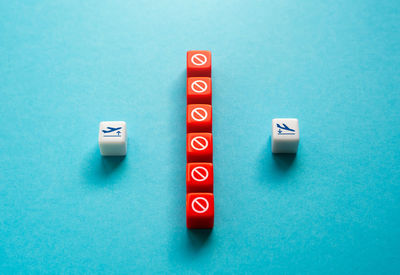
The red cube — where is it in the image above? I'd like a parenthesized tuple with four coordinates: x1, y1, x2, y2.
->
(187, 104, 212, 133)
(187, 50, 211, 77)
(187, 133, 213, 163)
(186, 193, 214, 229)
(187, 77, 212, 104)
(186, 163, 213, 193)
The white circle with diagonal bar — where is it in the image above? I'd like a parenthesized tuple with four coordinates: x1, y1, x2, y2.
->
(191, 166, 209, 182)
(191, 80, 207, 93)
(191, 136, 208, 151)
(191, 197, 209, 213)
(191, 107, 208, 122)
(191, 53, 207, 66)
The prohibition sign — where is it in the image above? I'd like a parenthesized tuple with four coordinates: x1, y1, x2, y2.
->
(191, 107, 208, 122)
(191, 166, 209, 182)
(191, 197, 209, 213)
(191, 80, 208, 94)
(191, 136, 208, 151)
(191, 53, 207, 66)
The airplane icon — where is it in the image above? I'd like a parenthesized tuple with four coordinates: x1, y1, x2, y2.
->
(102, 127, 122, 133)
(276, 123, 295, 132)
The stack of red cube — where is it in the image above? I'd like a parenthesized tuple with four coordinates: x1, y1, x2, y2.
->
(186, 50, 214, 229)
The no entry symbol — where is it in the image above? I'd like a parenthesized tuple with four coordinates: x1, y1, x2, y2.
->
(191, 197, 209, 213)
(191, 107, 208, 122)
(191, 53, 207, 66)
(191, 80, 207, 94)
(191, 166, 209, 182)
(191, 136, 208, 151)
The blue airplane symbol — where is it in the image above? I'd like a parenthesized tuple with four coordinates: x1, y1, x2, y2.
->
(102, 127, 122, 133)
(276, 123, 295, 132)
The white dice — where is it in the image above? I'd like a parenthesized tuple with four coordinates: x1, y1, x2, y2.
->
(271, 118, 299, 154)
(98, 121, 127, 156)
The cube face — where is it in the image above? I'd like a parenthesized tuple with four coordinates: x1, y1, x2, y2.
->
(187, 104, 212, 133)
(186, 193, 214, 229)
(187, 77, 212, 104)
(98, 121, 127, 156)
(186, 163, 213, 193)
(187, 50, 211, 77)
(271, 118, 299, 154)
(187, 133, 213, 162)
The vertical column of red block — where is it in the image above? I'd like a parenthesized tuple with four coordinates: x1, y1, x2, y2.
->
(186, 50, 214, 229)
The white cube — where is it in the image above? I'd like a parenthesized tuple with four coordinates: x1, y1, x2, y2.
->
(271, 118, 299, 154)
(98, 121, 127, 156)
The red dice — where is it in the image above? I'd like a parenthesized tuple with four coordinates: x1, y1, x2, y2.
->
(187, 104, 212, 133)
(187, 77, 212, 104)
(187, 133, 213, 162)
(186, 51, 214, 229)
(186, 193, 214, 229)
(187, 50, 211, 77)
(186, 163, 213, 193)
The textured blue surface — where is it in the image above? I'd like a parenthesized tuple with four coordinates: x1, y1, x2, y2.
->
(1, 1, 400, 274)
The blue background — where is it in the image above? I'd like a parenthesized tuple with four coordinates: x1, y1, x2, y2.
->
(1, 0, 399, 274)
